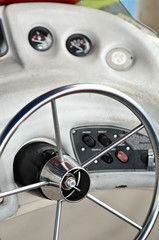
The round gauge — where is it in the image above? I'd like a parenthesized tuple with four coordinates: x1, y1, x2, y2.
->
(29, 26, 53, 51)
(106, 48, 134, 71)
(66, 33, 92, 57)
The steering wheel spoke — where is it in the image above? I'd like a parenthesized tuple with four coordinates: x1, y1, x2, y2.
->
(0, 181, 49, 198)
(87, 194, 142, 231)
(51, 100, 64, 163)
(53, 200, 63, 240)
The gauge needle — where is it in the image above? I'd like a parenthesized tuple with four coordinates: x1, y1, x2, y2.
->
(74, 45, 83, 51)
(32, 39, 44, 43)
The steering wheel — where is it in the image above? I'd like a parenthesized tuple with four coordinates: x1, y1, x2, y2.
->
(0, 84, 159, 240)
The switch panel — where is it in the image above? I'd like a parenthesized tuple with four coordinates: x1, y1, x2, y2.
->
(70, 125, 153, 172)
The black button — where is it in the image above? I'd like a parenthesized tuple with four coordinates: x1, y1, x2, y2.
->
(82, 135, 96, 148)
(98, 134, 111, 147)
(101, 154, 113, 164)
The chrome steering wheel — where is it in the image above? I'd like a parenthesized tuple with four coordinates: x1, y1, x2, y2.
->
(0, 84, 159, 240)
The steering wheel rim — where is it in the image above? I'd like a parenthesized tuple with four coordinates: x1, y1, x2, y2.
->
(0, 83, 159, 240)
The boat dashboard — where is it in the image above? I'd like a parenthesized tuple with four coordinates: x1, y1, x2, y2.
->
(0, 2, 159, 240)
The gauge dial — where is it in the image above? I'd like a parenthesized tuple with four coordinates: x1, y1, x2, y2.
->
(66, 33, 92, 57)
(29, 26, 53, 51)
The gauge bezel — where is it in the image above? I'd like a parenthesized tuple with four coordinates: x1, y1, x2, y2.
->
(28, 26, 53, 52)
(66, 33, 92, 57)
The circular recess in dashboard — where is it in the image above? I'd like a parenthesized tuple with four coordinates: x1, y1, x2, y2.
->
(106, 48, 134, 70)
(66, 33, 92, 57)
(29, 26, 53, 51)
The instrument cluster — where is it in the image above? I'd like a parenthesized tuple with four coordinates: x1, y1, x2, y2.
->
(29, 26, 92, 57)
(28, 25, 134, 71)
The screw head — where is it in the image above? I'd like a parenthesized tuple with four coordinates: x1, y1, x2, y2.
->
(65, 177, 76, 189)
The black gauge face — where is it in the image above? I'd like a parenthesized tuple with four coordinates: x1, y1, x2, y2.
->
(29, 27, 53, 51)
(66, 34, 92, 57)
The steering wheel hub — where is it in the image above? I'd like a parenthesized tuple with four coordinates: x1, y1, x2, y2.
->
(40, 155, 90, 202)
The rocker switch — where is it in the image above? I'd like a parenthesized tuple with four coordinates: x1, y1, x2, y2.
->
(98, 134, 111, 147)
(82, 135, 96, 148)
(116, 150, 128, 163)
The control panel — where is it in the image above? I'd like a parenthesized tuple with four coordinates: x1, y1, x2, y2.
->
(70, 125, 153, 172)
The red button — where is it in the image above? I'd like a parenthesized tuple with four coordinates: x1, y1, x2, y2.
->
(116, 150, 128, 163)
